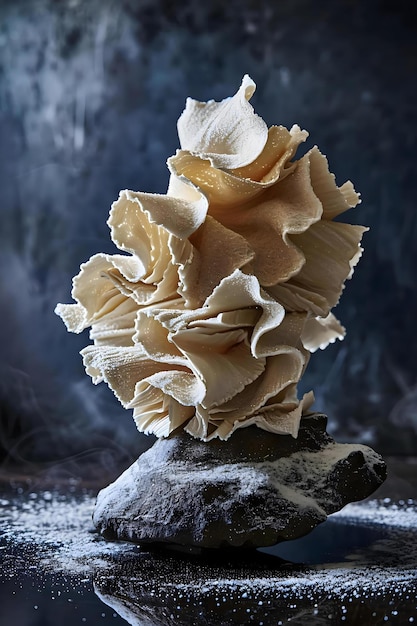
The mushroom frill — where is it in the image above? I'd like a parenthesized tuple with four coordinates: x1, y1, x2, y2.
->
(56, 76, 366, 441)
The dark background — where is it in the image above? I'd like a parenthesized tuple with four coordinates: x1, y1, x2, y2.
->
(0, 0, 416, 476)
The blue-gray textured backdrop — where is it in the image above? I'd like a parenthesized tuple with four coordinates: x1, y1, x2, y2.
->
(0, 0, 416, 474)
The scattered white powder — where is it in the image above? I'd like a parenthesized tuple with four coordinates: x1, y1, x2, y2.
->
(0, 489, 134, 576)
(333, 498, 417, 531)
(1, 488, 417, 624)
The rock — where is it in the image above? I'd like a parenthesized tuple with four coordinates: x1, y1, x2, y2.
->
(93, 414, 386, 548)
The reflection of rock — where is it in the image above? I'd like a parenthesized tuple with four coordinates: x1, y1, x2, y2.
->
(92, 511, 416, 626)
(93, 548, 305, 626)
(93, 414, 386, 548)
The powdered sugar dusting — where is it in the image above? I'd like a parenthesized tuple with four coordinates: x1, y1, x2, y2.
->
(0, 488, 135, 576)
(1, 488, 417, 624)
(334, 497, 417, 530)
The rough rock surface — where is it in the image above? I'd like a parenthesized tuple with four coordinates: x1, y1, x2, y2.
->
(93, 414, 386, 548)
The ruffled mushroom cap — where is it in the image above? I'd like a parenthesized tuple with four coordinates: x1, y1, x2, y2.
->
(55, 76, 366, 441)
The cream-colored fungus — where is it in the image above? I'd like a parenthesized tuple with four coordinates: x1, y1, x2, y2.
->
(56, 76, 365, 441)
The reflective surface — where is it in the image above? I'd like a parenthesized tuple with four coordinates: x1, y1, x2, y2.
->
(1, 464, 417, 625)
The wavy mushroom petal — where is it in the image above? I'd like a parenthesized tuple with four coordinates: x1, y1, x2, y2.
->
(177, 75, 268, 169)
(130, 377, 195, 437)
(185, 386, 313, 441)
(172, 328, 266, 409)
(109, 191, 174, 283)
(265, 282, 329, 318)
(181, 217, 255, 307)
(211, 348, 307, 421)
(104, 264, 176, 307)
(143, 370, 206, 407)
(201, 270, 286, 358)
(232, 124, 308, 183)
(80, 344, 186, 407)
(153, 270, 286, 358)
(286, 221, 367, 311)
(309, 147, 361, 219)
(301, 313, 346, 353)
(129, 370, 205, 437)
(168, 150, 265, 207)
(254, 312, 307, 356)
(134, 307, 189, 367)
(213, 153, 324, 287)
(89, 309, 138, 347)
(246, 390, 315, 437)
(127, 186, 209, 240)
(55, 254, 138, 334)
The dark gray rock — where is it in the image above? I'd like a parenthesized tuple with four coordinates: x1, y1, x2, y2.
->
(93, 414, 386, 548)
